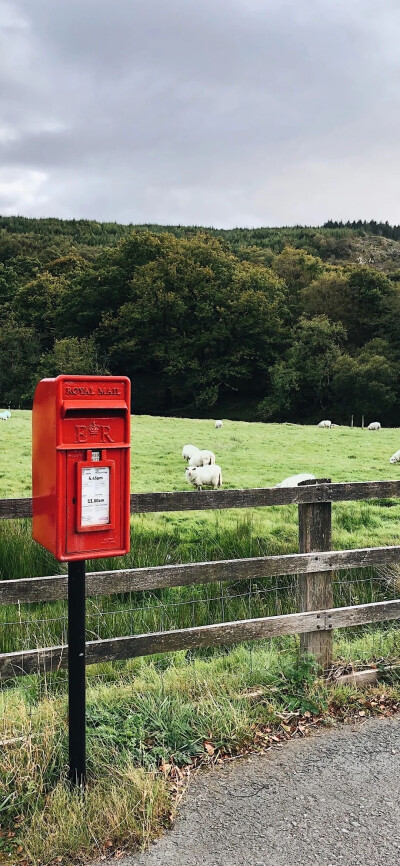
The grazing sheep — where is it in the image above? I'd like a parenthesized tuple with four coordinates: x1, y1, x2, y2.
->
(188, 449, 216, 467)
(317, 420, 332, 428)
(215, 420, 223, 429)
(367, 422, 381, 431)
(182, 444, 200, 461)
(185, 464, 222, 489)
(390, 450, 400, 464)
(0, 412, 9, 421)
(275, 473, 316, 488)
(198, 449, 216, 466)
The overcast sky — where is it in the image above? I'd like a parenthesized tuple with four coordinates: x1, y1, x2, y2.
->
(1, 0, 400, 227)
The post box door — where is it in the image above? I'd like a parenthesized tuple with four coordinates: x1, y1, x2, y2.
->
(65, 449, 127, 557)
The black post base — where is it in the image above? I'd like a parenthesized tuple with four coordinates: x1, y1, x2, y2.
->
(68, 559, 86, 788)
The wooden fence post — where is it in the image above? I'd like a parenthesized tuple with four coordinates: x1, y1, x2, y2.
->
(298, 479, 333, 672)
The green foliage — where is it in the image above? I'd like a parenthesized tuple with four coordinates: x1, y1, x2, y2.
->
(0, 319, 42, 406)
(3, 216, 400, 421)
(333, 344, 397, 419)
(301, 269, 350, 321)
(259, 316, 346, 420)
(324, 218, 400, 241)
(93, 232, 287, 410)
(36, 336, 108, 379)
(12, 272, 65, 347)
(272, 245, 324, 312)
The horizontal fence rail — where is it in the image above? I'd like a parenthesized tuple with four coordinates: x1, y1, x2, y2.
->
(1, 544, 400, 605)
(2, 479, 400, 520)
(1, 599, 400, 680)
(2, 479, 400, 677)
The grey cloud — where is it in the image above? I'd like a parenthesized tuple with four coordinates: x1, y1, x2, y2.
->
(1, 0, 400, 225)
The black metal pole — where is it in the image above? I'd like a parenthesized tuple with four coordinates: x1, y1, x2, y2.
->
(68, 559, 86, 788)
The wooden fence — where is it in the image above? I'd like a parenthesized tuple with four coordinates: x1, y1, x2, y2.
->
(1, 478, 400, 679)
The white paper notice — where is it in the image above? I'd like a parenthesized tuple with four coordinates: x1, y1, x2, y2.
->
(81, 467, 110, 527)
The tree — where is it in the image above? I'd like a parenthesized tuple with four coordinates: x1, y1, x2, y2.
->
(301, 270, 350, 322)
(259, 316, 346, 421)
(332, 343, 397, 420)
(0, 318, 42, 406)
(0, 264, 18, 306)
(58, 230, 165, 336)
(36, 336, 108, 379)
(272, 246, 324, 315)
(12, 273, 65, 348)
(97, 233, 287, 411)
(343, 267, 394, 346)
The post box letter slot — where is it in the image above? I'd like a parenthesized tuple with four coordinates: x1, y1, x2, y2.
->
(76, 460, 116, 532)
(62, 408, 127, 419)
(61, 400, 128, 419)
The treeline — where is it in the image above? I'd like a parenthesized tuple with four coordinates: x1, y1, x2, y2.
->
(0, 216, 358, 260)
(1, 218, 400, 423)
(324, 220, 400, 242)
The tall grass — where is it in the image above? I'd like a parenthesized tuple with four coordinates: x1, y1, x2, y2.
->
(1, 640, 400, 864)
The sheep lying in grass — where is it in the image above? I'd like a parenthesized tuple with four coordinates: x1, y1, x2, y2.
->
(275, 473, 316, 488)
(0, 412, 9, 421)
(317, 420, 332, 428)
(182, 444, 200, 461)
(390, 450, 400, 464)
(367, 422, 381, 431)
(186, 465, 222, 489)
(215, 420, 223, 429)
(188, 449, 216, 467)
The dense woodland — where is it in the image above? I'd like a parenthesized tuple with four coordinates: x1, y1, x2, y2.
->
(2, 216, 400, 423)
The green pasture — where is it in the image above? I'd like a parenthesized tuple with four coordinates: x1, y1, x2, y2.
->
(2, 410, 400, 497)
(1, 411, 400, 655)
(1, 411, 400, 556)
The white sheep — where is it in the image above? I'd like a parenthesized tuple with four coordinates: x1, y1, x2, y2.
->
(390, 450, 400, 464)
(317, 420, 332, 428)
(367, 422, 381, 431)
(215, 420, 223, 429)
(185, 464, 222, 489)
(275, 473, 316, 488)
(188, 449, 216, 467)
(0, 412, 9, 421)
(182, 444, 200, 462)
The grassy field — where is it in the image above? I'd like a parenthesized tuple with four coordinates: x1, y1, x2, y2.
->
(1, 413, 400, 863)
(2, 411, 400, 551)
(2, 410, 400, 496)
(1, 412, 400, 652)
(1, 411, 400, 648)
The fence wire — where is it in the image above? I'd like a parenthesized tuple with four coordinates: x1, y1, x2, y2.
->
(1, 552, 400, 744)
(1, 566, 399, 650)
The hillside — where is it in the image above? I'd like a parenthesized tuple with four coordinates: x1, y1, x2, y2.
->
(1, 216, 400, 422)
(2, 215, 400, 270)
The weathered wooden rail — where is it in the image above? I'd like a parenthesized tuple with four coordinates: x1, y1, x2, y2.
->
(1, 478, 400, 678)
(2, 479, 400, 519)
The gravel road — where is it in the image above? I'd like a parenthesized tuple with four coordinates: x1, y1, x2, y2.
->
(123, 715, 400, 866)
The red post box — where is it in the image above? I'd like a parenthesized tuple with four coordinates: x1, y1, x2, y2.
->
(32, 375, 131, 561)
